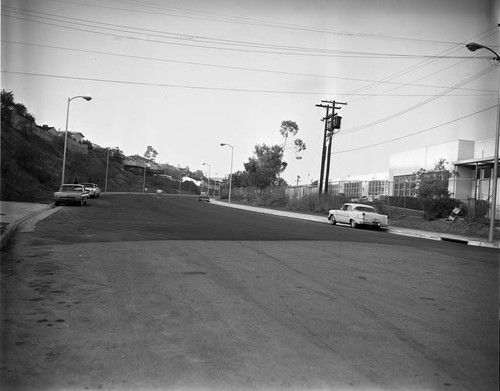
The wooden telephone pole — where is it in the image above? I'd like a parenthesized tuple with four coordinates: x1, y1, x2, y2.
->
(315, 100, 346, 194)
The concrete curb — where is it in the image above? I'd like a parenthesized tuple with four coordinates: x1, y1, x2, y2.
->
(211, 200, 499, 249)
(1, 203, 55, 249)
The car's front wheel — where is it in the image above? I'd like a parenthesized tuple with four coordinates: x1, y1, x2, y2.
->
(350, 219, 358, 228)
(329, 215, 336, 225)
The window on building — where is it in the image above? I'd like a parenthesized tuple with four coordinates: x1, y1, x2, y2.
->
(393, 175, 417, 197)
(368, 180, 387, 196)
(329, 183, 340, 195)
(343, 182, 361, 198)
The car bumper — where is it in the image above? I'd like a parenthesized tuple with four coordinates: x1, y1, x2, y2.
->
(54, 197, 85, 204)
(359, 220, 389, 228)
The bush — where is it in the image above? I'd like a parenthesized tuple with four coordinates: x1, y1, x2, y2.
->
(285, 193, 348, 213)
(422, 198, 461, 220)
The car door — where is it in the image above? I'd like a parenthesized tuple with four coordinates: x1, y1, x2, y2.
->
(337, 204, 350, 223)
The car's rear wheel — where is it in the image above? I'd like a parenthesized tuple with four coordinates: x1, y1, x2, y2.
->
(329, 215, 336, 225)
(350, 219, 357, 228)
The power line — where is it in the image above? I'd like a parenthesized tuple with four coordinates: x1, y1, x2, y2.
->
(339, 64, 497, 133)
(346, 28, 499, 97)
(2, 70, 494, 98)
(1, 6, 489, 60)
(51, 0, 467, 47)
(3, 40, 495, 95)
(333, 104, 498, 154)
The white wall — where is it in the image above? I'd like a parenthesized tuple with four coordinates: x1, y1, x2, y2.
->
(389, 140, 475, 179)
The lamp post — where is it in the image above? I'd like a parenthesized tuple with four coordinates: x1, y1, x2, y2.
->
(105, 146, 118, 193)
(178, 169, 183, 195)
(105, 148, 110, 193)
(466, 42, 500, 243)
(203, 162, 211, 195)
(220, 143, 233, 204)
(61, 95, 92, 186)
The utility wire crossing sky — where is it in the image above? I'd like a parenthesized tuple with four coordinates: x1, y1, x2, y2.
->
(2, 0, 498, 184)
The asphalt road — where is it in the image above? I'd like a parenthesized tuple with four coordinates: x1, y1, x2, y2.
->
(1, 194, 498, 391)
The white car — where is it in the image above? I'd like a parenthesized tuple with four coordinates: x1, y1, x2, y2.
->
(53, 184, 89, 206)
(328, 203, 388, 229)
(82, 183, 101, 198)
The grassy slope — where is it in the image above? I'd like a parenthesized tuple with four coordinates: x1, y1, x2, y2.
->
(0, 121, 197, 203)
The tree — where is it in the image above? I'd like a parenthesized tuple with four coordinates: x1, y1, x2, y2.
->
(294, 138, 306, 155)
(143, 145, 158, 161)
(230, 170, 250, 188)
(414, 159, 453, 200)
(280, 120, 306, 160)
(414, 159, 458, 220)
(1, 90, 35, 123)
(1, 90, 14, 121)
(1, 89, 14, 110)
(280, 120, 299, 147)
(244, 144, 285, 190)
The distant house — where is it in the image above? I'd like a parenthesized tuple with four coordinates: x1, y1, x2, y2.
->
(34, 125, 58, 142)
(54, 130, 88, 154)
(56, 131, 85, 143)
(68, 132, 85, 142)
(123, 155, 162, 174)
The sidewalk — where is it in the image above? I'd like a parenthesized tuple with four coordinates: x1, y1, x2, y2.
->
(0, 201, 53, 248)
(1, 199, 498, 250)
(210, 199, 500, 249)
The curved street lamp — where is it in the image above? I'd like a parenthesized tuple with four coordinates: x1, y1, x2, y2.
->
(202, 162, 211, 195)
(61, 95, 92, 185)
(466, 42, 499, 242)
(220, 143, 234, 204)
(466, 42, 500, 63)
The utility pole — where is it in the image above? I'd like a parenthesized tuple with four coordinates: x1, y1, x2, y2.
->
(315, 100, 346, 194)
(315, 103, 330, 193)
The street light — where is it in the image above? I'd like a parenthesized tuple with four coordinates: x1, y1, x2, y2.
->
(203, 162, 211, 195)
(61, 95, 92, 186)
(466, 42, 499, 242)
(105, 146, 118, 193)
(220, 143, 233, 204)
(466, 42, 500, 63)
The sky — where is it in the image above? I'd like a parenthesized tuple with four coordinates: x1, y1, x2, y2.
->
(2, 0, 499, 185)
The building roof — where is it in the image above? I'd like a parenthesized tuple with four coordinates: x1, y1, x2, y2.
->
(452, 156, 498, 167)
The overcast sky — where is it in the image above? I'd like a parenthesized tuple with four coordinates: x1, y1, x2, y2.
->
(2, 0, 499, 185)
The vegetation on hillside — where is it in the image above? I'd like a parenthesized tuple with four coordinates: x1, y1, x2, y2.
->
(1, 90, 202, 202)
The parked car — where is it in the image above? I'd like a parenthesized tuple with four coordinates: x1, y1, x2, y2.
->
(328, 203, 388, 229)
(198, 192, 210, 202)
(82, 183, 101, 198)
(53, 184, 89, 206)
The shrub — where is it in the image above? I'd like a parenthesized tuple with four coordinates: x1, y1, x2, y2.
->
(422, 198, 461, 220)
(285, 193, 348, 213)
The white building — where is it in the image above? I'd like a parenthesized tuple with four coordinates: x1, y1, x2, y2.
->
(297, 137, 498, 219)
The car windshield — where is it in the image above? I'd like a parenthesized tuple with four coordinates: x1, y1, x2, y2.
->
(82, 183, 93, 187)
(355, 206, 376, 213)
(60, 185, 82, 191)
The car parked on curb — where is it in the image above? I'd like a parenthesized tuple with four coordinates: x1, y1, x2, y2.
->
(81, 183, 101, 198)
(198, 192, 210, 202)
(53, 184, 89, 206)
(328, 203, 388, 229)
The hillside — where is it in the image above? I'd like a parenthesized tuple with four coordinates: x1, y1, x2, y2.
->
(1, 120, 199, 203)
